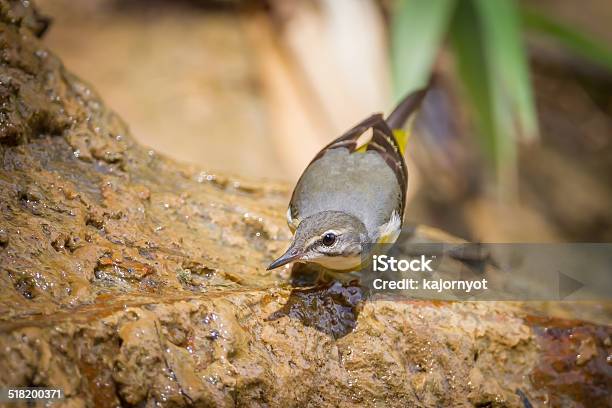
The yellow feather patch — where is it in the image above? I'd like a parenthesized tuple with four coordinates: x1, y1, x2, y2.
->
(355, 144, 368, 153)
(392, 128, 411, 156)
(354, 127, 409, 155)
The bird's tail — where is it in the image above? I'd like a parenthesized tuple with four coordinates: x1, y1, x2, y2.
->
(386, 88, 428, 155)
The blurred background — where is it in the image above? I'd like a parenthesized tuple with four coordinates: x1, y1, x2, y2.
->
(36, 0, 612, 243)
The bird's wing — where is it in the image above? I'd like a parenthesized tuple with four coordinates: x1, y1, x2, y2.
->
(289, 114, 408, 223)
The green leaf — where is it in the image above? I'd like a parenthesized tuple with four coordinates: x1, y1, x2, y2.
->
(390, 0, 457, 100)
(522, 7, 612, 71)
(448, 0, 497, 161)
(449, 0, 519, 192)
(473, 0, 539, 142)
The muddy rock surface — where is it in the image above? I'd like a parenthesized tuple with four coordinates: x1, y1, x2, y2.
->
(0, 1, 610, 407)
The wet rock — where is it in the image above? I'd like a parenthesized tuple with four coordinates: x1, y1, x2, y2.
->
(527, 316, 612, 407)
(0, 1, 610, 407)
(266, 281, 365, 339)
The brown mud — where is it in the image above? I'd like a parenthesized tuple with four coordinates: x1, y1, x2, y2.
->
(0, 1, 610, 407)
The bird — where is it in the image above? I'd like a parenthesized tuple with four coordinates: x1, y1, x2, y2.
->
(267, 88, 427, 272)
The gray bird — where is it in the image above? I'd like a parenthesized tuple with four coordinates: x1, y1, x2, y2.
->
(268, 89, 427, 271)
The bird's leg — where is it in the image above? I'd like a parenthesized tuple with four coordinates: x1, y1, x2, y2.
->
(318, 269, 360, 285)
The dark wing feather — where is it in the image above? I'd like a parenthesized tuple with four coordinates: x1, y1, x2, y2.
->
(366, 123, 408, 217)
(310, 114, 384, 160)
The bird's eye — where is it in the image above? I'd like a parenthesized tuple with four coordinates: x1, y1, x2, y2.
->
(322, 232, 336, 246)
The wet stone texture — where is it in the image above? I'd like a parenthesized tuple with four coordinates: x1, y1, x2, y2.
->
(0, 1, 610, 407)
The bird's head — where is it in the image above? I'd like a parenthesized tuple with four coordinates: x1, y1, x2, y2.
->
(267, 211, 369, 271)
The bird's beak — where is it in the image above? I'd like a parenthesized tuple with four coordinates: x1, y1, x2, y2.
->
(267, 246, 302, 270)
